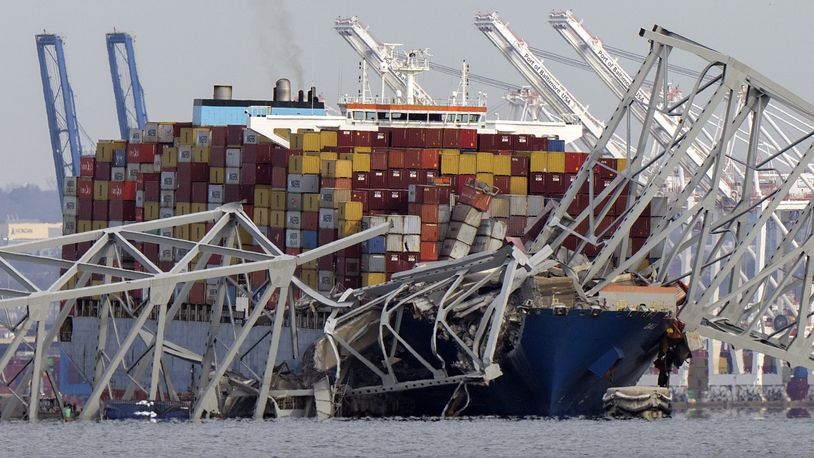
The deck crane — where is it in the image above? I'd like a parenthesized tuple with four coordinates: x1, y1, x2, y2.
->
(536, 24, 814, 370)
(335, 17, 435, 105)
(36, 34, 83, 206)
(106, 32, 148, 140)
(474, 12, 627, 157)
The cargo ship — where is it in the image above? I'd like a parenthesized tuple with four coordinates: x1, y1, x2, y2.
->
(57, 74, 685, 418)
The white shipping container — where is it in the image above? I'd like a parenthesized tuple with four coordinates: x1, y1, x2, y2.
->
(153, 153, 162, 171)
(286, 211, 302, 229)
(385, 234, 404, 252)
(178, 145, 192, 162)
(108, 220, 123, 228)
(439, 223, 449, 241)
(403, 234, 421, 252)
(286, 229, 302, 248)
(135, 190, 144, 208)
(362, 254, 386, 272)
(318, 270, 334, 292)
(438, 204, 451, 224)
(441, 238, 471, 259)
(62, 196, 78, 216)
(174, 247, 190, 261)
(527, 195, 545, 217)
(129, 128, 142, 144)
(319, 208, 337, 229)
(62, 216, 77, 235)
(159, 207, 174, 219)
(244, 129, 259, 144)
(225, 167, 240, 185)
(158, 123, 174, 143)
(143, 122, 158, 142)
(287, 193, 303, 211)
(195, 130, 211, 147)
(447, 221, 478, 245)
(159, 227, 173, 238)
(126, 163, 140, 181)
(451, 204, 481, 227)
(160, 190, 175, 208)
(159, 245, 174, 262)
(509, 195, 528, 216)
(63, 176, 77, 197)
(226, 148, 242, 168)
(208, 185, 224, 203)
(140, 163, 155, 174)
(300, 174, 319, 193)
(287, 174, 303, 193)
(207, 203, 220, 211)
(407, 184, 419, 203)
(160, 171, 177, 190)
(386, 215, 404, 234)
(361, 215, 388, 230)
(489, 196, 511, 219)
(403, 215, 422, 235)
(651, 196, 668, 217)
(490, 219, 508, 240)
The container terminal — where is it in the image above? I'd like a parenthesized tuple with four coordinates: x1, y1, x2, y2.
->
(0, 11, 812, 421)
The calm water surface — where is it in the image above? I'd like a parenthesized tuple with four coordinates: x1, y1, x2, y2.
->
(5, 409, 814, 457)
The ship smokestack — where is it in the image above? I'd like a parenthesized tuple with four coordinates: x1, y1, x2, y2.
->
(274, 78, 291, 102)
(213, 85, 232, 100)
(298, 89, 304, 103)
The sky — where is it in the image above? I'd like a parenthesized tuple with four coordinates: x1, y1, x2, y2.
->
(1, 0, 812, 189)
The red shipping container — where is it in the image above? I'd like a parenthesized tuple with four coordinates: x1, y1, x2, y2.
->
(93, 200, 109, 220)
(78, 198, 93, 220)
(529, 173, 546, 195)
(337, 130, 354, 147)
(564, 152, 585, 174)
(80, 157, 96, 177)
(420, 204, 440, 223)
(322, 178, 352, 189)
(319, 228, 337, 245)
(372, 130, 389, 147)
(211, 126, 227, 147)
(370, 170, 387, 189)
(420, 149, 439, 169)
(251, 144, 269, 164)
(532, 136, 549, 151)
(255, 164, 272, 185)
(421, 186, 440, 205)
(353, 130, 372, 147)
(271, 167, 288, 189)
(495, 134, 513, 150)
(209, 146, 226, 167)
(387, 170, 405, 189)
(94, 162, 111, 180)
(340, 276, 362, 289)
(385, 252, 402, 273)
(459, 184, 492, 211)
(176, 182, 192, 202)
(507, 215, 527, 237)
(78, 178, 93, 198)
(386, 190, 408, 211)
(459, 129, 478, 150)
(494, 176, 510, 194)
(405, 169, 422, 187)
(227, 125, 244, 146)
(510, 156, 529, 176)
(454, 175, 473, 195)
(126, 143, 140, 163)
(546, 173, 567, 196)
(109, 200, 136, 220)
(240, 185, 254, 203)
(478, 133, 495, 151)
(137, 172, 160, 186)
(241, 145, 257, 165)
(191, 182, 208, 203)
(421, 223, 440, 241)
(189, 284, 206, 305)
(442, 129, 459, 148)
(352, 172, 369, 189)
(224, 184, 241, 202)
(144, 181, 160, 201)
(268, 228, 285, 248)
(424, 129, 442, 148)
(513, 134, 531, 151)
(138, 143, 158, 164)
(271, 146, 290, 168)
(566, 174, 589, 195)
(240, 166, 256, 185)
(419, 241, 440, 261)
(402, 253, 418, 270)
(596, 157, 618, 179)
(370, 151, 388, 170)
(390, 128, 409, 148)
(631, 217, 651, 238)
(177, 163, 209, 182)
(422, 170, 437, 185)
(369, 190, 386, 211)
(388, 149, 405, 169)
(343, 244, 362, 258)
(404, 149, 421, 169)
(407, 128, 426, 148)
(352, 190, 369, 212)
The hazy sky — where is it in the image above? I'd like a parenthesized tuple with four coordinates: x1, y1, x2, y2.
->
(2, 0, 812, 189)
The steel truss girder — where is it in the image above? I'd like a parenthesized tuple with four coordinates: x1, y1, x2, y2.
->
(538, 25, 814, 369)
(0, 203, 388, 422)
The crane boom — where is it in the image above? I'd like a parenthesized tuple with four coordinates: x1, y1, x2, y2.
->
(474, 12, 627, 157)
(36, 34, 82, 205)
(335, 17, 435, 105)
(106, 32, 148, 140)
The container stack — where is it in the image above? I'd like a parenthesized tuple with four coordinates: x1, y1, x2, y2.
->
(64, 123, 654, 301)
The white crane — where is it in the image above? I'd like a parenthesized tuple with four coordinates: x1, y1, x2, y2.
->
(334, 16, 435, 105)
(474, 12, 628, 157)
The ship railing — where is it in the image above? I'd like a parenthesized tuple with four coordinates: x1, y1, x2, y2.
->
(338, 95, 487, 107)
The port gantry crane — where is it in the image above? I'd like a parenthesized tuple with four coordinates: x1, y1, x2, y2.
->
(36, 34, 83, 206)
(535, 24, 814, 371)
(106, 32, 148, 140)
(335, 16, 435, 105)
(474, 12, 628, 157)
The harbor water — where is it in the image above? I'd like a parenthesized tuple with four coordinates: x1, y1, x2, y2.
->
(5, 409, 814, 457)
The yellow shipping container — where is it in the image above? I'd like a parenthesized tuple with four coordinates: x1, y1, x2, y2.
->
(510, 177, 529, 195)
(338, 219, 362, 237)
(335, 159, 353, 178)
(273, 128, 290, 141)
(476, 152, 494, 174)
(192, 146, 210, 163)
(193, 128, 211, 146)
(301, 258, 318, 270)
(301, 269, 318, 290)
(95, 141, 114, 162)
(92, 221, 108, 231)
(476, 173, 494, 187)
(353, 146, 372, 154)
(289, 132, 303, 150)
(363, 272, 387, 286)
(352, 153, 371, 172)
(162, 146, 178, 168)
(144, 202, 160, 220)
(270, 191, 287, 211)
(459, 154, 477, 175)
(175, 224, 190, 241)
(339, 201, 363, 221)
(253, 207, 270, 226)
(254, 186, 271, 208)
(339, 152, 354, 162)
(320, 130, 338, 148)
(319, 151, 338, 161)
(210, 167, 225, 184)
(530, 151, 548, 172)
(303, 193, 321, 212)
(547, 152, 566, 173)
(176, 202, 191, 215)
(493, 155, 511, 176)
(328, 189, 352, 208)
(77, 220, 92, 233)
(616, 158, 628, 172)
(179, 128, 195, 146)
(440, 153, 459, 175)
(269, 210, 286, 228)
(190, 223, 207, 241)
(289, 156, 303, 174)
(190, 203, 206, 213)
(302, 155, 321, 174)
(237, 226, 252, 246)
(94, 181, 109, 200)
(302, 132, 321, 152)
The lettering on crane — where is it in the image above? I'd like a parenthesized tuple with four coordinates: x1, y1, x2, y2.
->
(518, 47, 573, 107)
